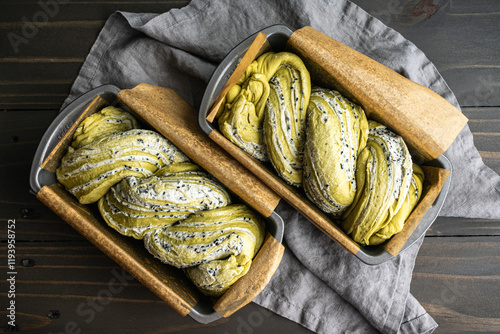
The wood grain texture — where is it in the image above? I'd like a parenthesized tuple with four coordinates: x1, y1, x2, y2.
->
(412, 236, 500, 334)
(385, 166, 450, 256)
(1, 236, 498, 333)
(36, 183, 201, 317)
(213, 233, 285, 318)
(463, 107, 500, 172)
(287, 26, 467, 162)
(0, 0, 190, 110)
(351, 0, 500, 107)
(0, 241, 310, 334)
(0, 0, 498, 109)
(206, 32, 270, 123)
(209, 129, 361, 255)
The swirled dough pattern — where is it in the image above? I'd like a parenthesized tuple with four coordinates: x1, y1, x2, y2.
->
(218, 52, 311, 164)
(264, 58, 311, 186)
(218, 73, 271, 161)
(57, 129, 189, 204)
(341, 121, 416, 245)
(303, 88, 369, 216)
(98, 163, 232, 239)
(144, 204, 266, 296)
(71, 106, 139, 148)
(58, 107, 266, 296)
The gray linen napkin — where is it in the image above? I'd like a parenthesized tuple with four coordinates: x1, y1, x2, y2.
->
(61, 0, 500, 333)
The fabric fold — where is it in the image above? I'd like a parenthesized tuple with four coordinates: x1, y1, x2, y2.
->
(253, 245, 380, 334)
(281, 202, 426, 333)
(59, 0, 500, 333)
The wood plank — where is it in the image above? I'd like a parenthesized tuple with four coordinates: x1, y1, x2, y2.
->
(1, 2, 499, 334)
(466, 116, 500, 143)
(470, 135, 500, 157)
(0, 109, 89, 241)
(0, 24, 100, 109)
(0, 110, 56, 209)
(0, 1, 498, 109)
(0, 0, 190, 22)
(0, 23, 104, 58)
(0, 61, 82, 85)
(428, 217, 500, 237)
(0, 109, 57, 169)
(0, 0, 189, 58)
(350, 0, 500, 107)
(412, 236, 500, 333)
(0, 0, 190, 110)
(2, 237, 498, 333)
(0, 109, 84, 241)
(447, 0, 500, 14)
(0, 241, 312, 333)
(463, 107, 500, 124)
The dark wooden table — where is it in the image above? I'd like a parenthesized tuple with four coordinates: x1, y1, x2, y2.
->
(1, 1, 499, 333)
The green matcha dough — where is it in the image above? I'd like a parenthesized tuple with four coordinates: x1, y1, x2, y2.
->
(218, 51, 311, 164)
(218, 73, 271, 161)
(341, 121, 418, 246)
(98, 163, 232, 239)
(71, 106, 139, 149)
(57, 129, 189, 204)
(264, 56, 311, 186)
(144, 204, 266, 297)
(303, 87, 369, 216)
(58, 106, 266, 297)
(367, 164, 424, 245)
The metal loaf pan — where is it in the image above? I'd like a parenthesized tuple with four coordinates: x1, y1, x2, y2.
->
(198, 25, 453, 265)
(30, 84, 285, 323)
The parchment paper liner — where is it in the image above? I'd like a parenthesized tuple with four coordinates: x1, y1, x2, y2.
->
(205, 26, 465, 257)
(36, 85, 285, 320)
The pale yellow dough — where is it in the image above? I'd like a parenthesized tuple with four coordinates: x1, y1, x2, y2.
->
(218, 51, 311, 168)
(71, 106, 139, 148)
(57, 129, 189, 204)
(341, 121, 422, 246)
(144, 204, 265, 297)
(303, 87, 369, 216)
